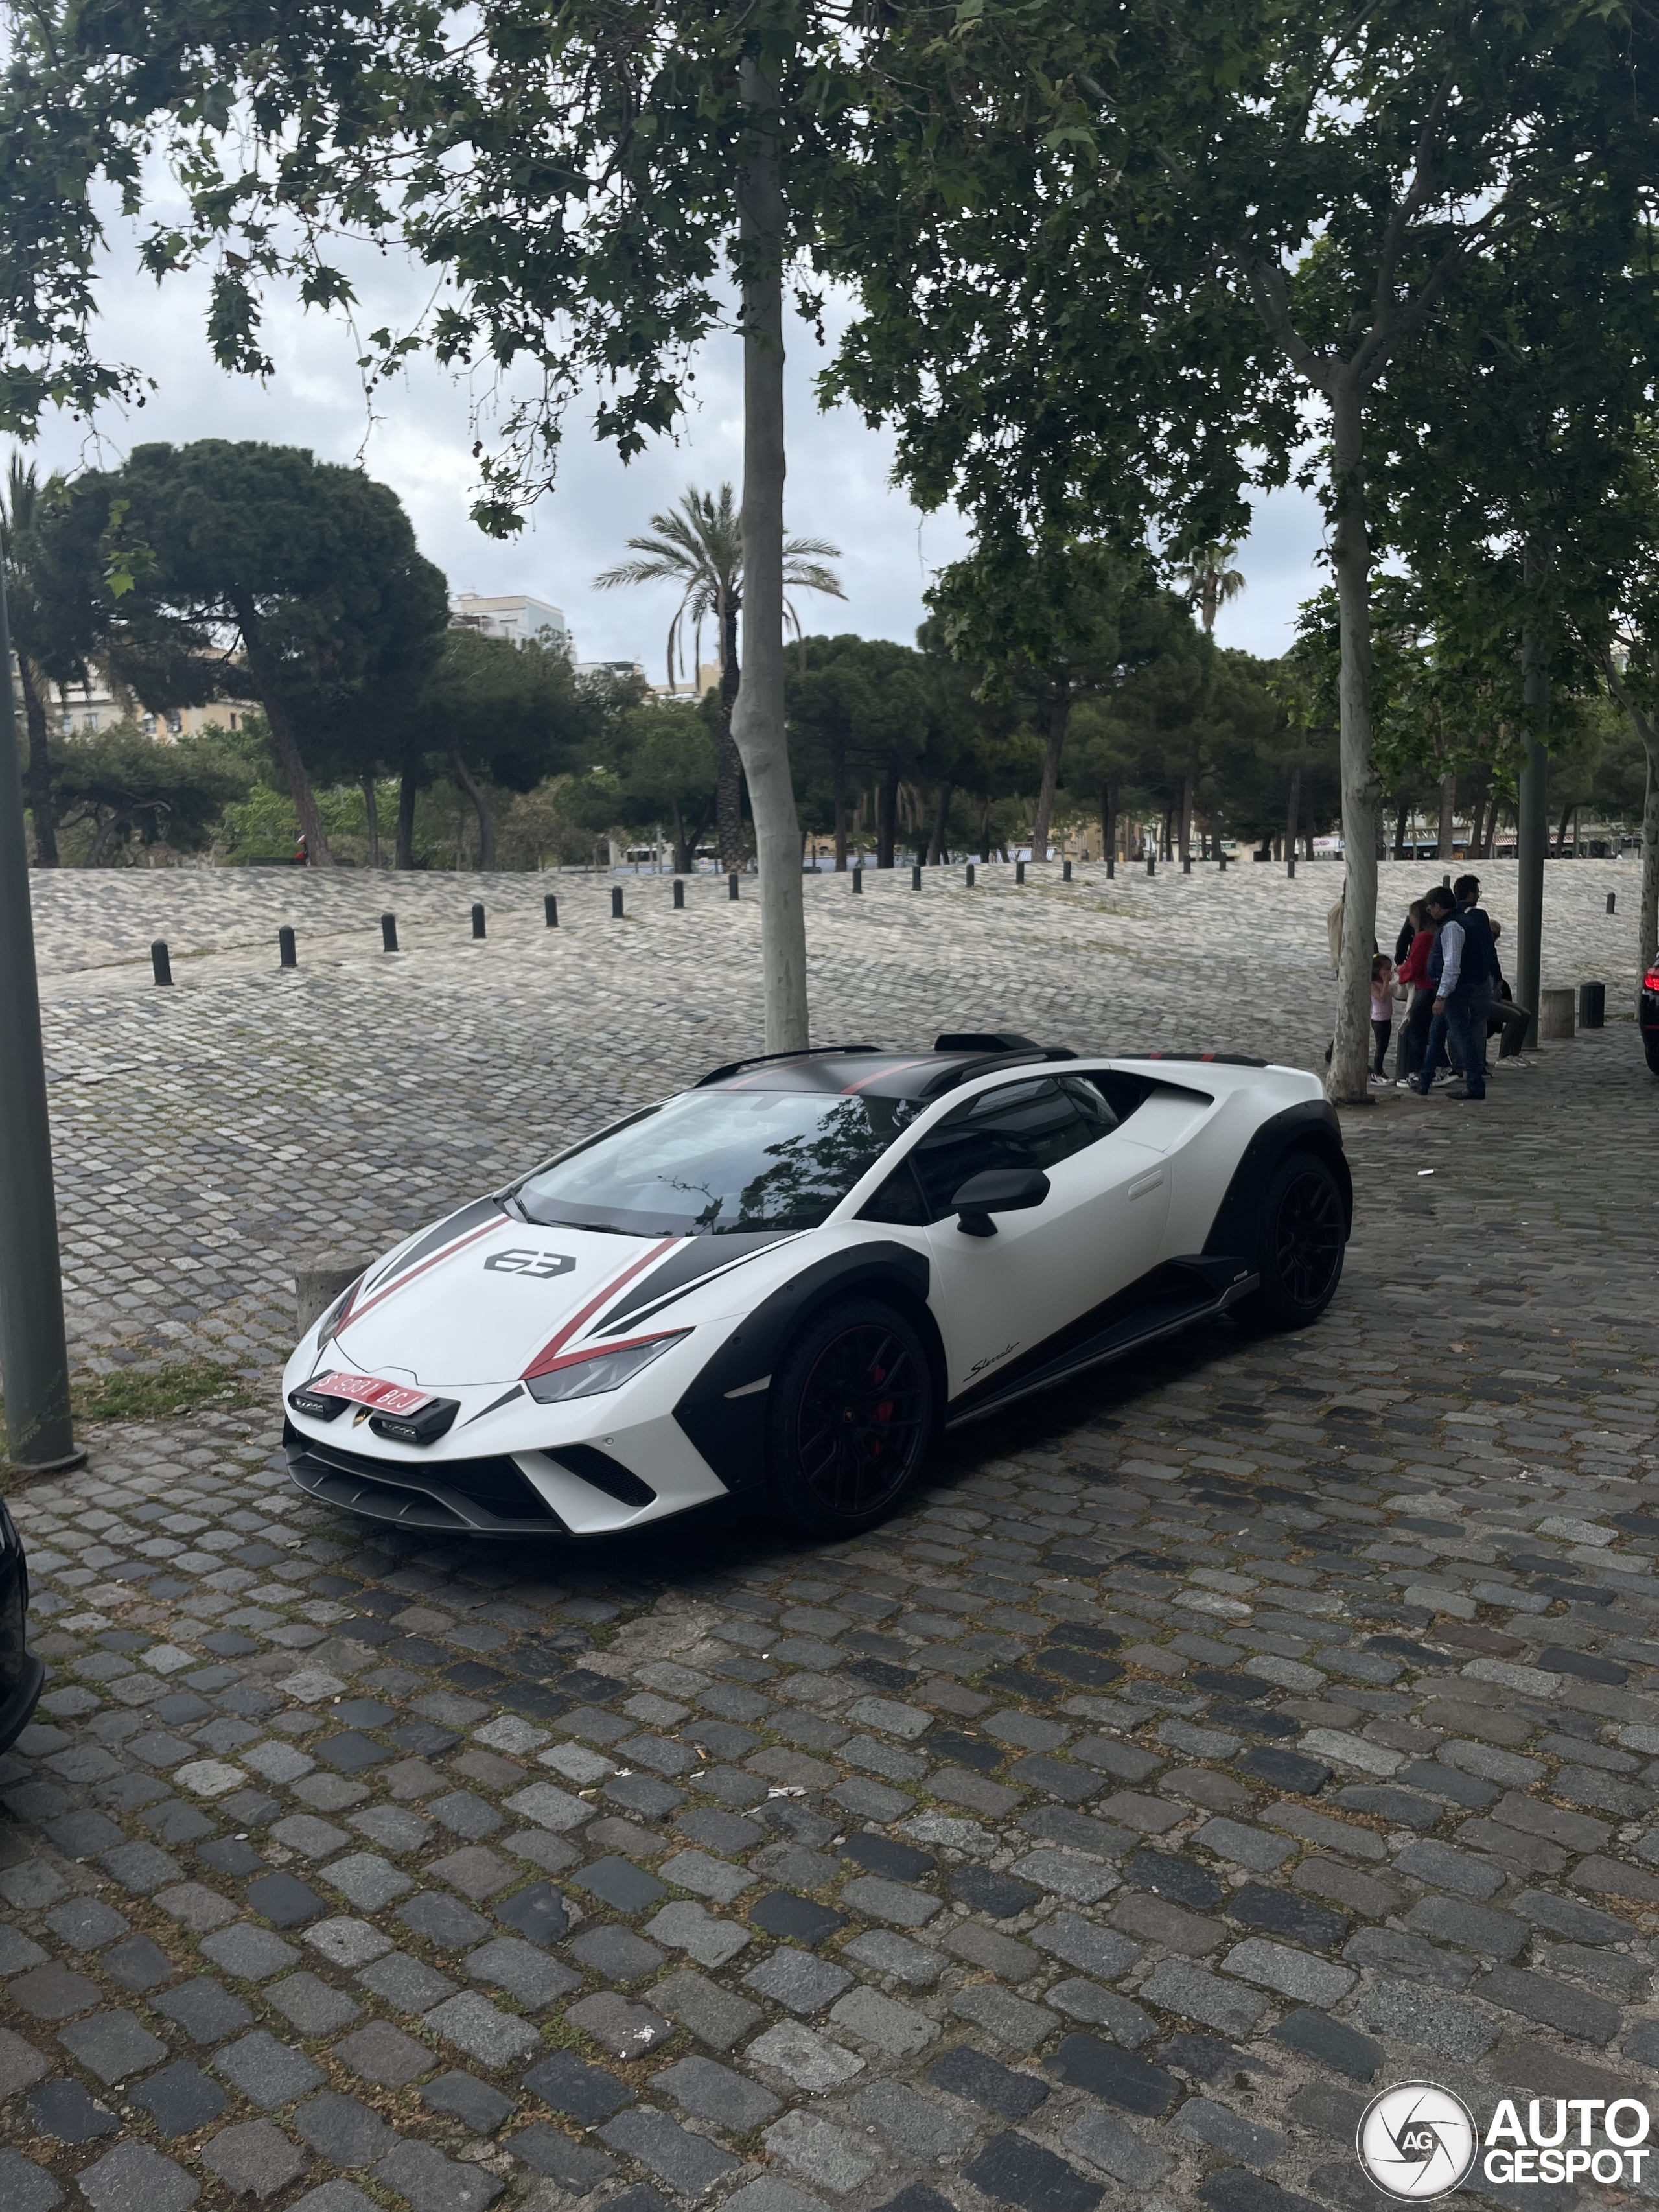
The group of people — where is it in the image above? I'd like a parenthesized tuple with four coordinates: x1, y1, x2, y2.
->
(1367, 875, 1529, 1099)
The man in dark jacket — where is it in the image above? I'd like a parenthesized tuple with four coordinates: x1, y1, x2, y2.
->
(1452, 874, 1504, 1080)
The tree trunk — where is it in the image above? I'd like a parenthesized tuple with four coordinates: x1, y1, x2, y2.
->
(1179, 738, 1198, 865)
(1100, 782, 1115, 866)
(832, 736, 847, 870)
(927, 780, 951, 865)
(18, 658, 57, 866)
(1639, 739, 1658, 973)
(1435, 770, 1456, 866)
(1285, 759, 1302, 865)
(716, 598, 744, 874)
(1393, 795, 1408, 860)
(1326, 373, 1381, 1104)
(1553, 797, 1572, 857)
(448, 746, 496, 870)
(732, 54, 808, 1052)
(361, 774, 380, 868)
(395, 758, 419, 869)
(876, 760, 899, 867)
(1516, 602, 1549, 1047)
(1031, 692, 1069, 862)
(979, 796, 992, 862)
(261, 691, 333, 866)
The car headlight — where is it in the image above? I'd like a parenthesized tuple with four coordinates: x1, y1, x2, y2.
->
(526, 1331, 690, 1405)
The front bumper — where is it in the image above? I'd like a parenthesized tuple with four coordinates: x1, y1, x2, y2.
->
(284, 1425, 669, 1538)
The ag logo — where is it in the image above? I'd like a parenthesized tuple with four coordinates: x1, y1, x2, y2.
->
(1357, 2083, 1478, 2201)
(483, 1250, 576, 1280)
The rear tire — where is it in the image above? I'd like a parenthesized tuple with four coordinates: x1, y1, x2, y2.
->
(1237, 1150, 1346, 1331)
(767, 1298, 934, 1539)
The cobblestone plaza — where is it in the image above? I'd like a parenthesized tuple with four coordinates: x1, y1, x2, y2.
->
(3, 858, 1658, 2212)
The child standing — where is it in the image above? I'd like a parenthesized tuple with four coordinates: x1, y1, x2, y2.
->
(1369, 954, 1395, 1086)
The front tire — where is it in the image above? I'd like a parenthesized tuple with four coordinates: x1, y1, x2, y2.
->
(767, 1299, 934, 1538)
(1238, 1149, 1346, 1331)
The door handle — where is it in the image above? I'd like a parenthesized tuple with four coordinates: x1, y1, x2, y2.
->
(1128, 1170, 1165, 1200)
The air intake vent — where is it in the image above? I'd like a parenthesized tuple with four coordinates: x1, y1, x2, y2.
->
(544, 1446, 656, 1511)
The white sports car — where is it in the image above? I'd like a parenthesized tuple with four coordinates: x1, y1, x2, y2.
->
(283, 1036, 1351, 1542)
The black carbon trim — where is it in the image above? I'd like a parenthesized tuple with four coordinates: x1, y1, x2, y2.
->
(596, 1231, 802, 1333)
(544, 1445, 656, 1509)
(1201, 1101, 1352, 1259)
(946, 1254, 1255, 1420)
(284, 1423, 564, 1529)
(362, 1198, 505, 1291)
(673, 1242, 932, 1492)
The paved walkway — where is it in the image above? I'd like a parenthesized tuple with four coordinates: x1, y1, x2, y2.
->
(2, 859, 1656, 2212)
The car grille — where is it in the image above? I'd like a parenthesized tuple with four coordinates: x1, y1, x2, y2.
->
(284, 1424, 565, 1532)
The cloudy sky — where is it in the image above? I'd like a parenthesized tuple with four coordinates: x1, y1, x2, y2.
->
(27, 218, 1328, 671)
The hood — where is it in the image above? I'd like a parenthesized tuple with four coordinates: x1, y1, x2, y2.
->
(324, 1207, 692, 1390)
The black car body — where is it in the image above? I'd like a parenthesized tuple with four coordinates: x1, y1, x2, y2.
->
(1642, 959, 1659, 1076)
(0, 1498, 44, 1753)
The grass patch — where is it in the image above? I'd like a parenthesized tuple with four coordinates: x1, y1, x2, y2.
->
(73, 1358, 259, 1425)
(2, 1359, 261, 1486)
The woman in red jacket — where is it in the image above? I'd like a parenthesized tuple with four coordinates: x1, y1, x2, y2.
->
(1393, 900, 1437, 1085)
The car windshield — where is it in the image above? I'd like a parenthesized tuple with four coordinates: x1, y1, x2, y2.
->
(516, 1088, 923, 1236)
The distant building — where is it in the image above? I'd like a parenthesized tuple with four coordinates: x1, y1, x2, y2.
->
(448, 591, 573, 653)
(9, 664, 258, 741)
(576, 658, 648, 684)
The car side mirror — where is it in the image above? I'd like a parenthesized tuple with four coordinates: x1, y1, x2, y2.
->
(951, 1167, 1050, 1238)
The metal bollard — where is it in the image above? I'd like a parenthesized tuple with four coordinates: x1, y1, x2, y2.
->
(471, 902, 486, 940)
(1146, 856, 1156, 878)
(966, 863, 976, 888)
(1184, 856, 1193, 874)
(1579, 980, 1606, 1029)
(1442, 872, 1451, 889)
(1016, 860, 1025, 885)
(150, 939, 172, 986)
(611, 885, 624, 918)
(1218, 851, 1227, 871)
(1607, 892, 1616, 914)
(544, 894, 558, 928)
(911, 865, 922, 890)
(673, 879, 684, 909)
(852, 867, 863, 894)
(1063, 860, 1073, 883)
(728, 872, 740, 902)
(1106, 857, 1115, 879)
(278, 926, 297, 969)
(1285, 857, 1295, 878)
(381, 912, 399, 953)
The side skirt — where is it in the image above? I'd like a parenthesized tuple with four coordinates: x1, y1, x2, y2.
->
(943, 1255, 1258, 1430)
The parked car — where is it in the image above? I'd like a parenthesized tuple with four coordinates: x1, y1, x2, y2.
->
(0, 1498, 44, 1753)
(282, 1033, 1351, 1543)
(1642, 958, 1659, 1075)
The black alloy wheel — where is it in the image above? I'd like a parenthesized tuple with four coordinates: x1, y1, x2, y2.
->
(769, 1298, 934, 1537)
(1245, 1150, 1346, 1329)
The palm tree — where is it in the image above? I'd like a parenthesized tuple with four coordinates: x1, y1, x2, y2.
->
(1170, 541, 1247, 863)
(1174, 541, 1247, 636)
(1, 458, 62, 867)
(596, 484, 843, 872)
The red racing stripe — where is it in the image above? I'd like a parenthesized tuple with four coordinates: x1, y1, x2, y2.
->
(336, 1217, 505, 1336)
(521, 1239, 683, 1379)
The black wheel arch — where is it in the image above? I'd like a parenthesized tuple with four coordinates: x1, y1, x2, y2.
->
(1201, 1100, 1353, 1261)
(673, 1242, 945, 1491)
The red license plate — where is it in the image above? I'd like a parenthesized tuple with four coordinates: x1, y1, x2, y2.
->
(315, 1371, 433, 1416)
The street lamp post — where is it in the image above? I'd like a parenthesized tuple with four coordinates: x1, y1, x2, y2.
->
(0, 566, 84, 1472)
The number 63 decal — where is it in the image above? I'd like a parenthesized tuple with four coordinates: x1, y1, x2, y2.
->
(484, 1250, 577, 1279)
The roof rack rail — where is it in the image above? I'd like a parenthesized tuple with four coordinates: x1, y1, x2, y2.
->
(694, 1043, 885, 1087)
(1139, 1052, 1268, 1067)
(920, 1044, 1078, 1099)
(933, 1030, 1046, 1054)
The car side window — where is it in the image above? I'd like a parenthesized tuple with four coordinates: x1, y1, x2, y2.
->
(886, 1076, 1116, 1222)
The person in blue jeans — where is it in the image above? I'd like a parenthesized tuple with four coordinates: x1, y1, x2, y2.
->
(1410, 886, 1485, 1100)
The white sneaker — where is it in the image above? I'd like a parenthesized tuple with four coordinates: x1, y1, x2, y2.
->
(1368, 1074, 1388, 1087)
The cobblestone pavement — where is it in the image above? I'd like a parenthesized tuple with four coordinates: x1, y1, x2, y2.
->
(3, 859, 1658, 2212)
